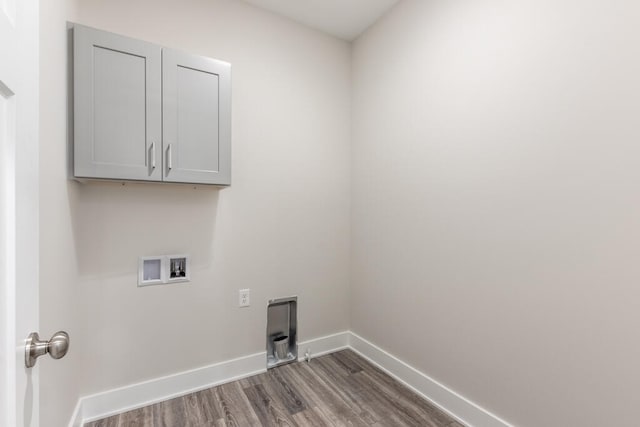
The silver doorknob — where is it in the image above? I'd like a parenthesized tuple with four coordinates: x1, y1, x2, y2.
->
(25, 331, 70, 368)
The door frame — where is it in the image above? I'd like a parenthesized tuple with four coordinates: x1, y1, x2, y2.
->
(0, 0, 40, 425)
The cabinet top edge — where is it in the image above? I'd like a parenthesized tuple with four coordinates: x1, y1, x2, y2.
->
(67, 21, 232, 68)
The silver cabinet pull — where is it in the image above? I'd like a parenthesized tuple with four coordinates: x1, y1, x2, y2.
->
(25, 331, 70, 368)
(150, 142, 156, 169)
(167, 143, 173, 170)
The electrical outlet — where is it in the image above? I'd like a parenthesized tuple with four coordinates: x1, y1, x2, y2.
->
(239, 289, 250, 307)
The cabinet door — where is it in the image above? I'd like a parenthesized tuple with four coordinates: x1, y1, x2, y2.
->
(73, 24, 162, 181)
(162, 49, 231, 185)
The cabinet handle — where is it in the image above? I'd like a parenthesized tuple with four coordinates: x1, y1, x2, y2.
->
(150, 142, 156, 169)
(168, 144, 173, 170)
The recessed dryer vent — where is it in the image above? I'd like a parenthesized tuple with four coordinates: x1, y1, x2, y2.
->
(267, 296, 297, 369)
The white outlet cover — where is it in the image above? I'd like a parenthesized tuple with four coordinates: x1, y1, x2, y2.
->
(239, 289, 250, 307)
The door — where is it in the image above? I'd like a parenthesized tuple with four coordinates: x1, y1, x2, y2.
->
(0, 0, 40, 425)
(163, 48, 231, 185)
(73, 24, 162, 181)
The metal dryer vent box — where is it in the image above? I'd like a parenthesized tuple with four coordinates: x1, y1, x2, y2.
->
(266, 296, 297, 369)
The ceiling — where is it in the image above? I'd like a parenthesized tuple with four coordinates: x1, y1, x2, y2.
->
(240, 0, 400, 41)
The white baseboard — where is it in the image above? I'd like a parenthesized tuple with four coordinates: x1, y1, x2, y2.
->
(69, 400, 83, 427)
(69, 331, 350, 426)
(298, 330, 350, 360)
(349, 332, 512, 427)
(69, 330, 509, 427)
(74, 351, 266, 425)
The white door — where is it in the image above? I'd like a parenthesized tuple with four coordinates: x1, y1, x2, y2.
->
(0, 0, 40, 426)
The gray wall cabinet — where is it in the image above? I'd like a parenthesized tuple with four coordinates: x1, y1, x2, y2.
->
(72, 24, 231, 185)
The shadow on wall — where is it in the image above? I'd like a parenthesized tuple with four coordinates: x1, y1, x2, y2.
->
(69, 181, 220, 279)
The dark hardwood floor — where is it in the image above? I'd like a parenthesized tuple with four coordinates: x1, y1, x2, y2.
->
(85, 350, 464, 427)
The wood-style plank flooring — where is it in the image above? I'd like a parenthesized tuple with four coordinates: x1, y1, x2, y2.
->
(85, 350, 464, 427)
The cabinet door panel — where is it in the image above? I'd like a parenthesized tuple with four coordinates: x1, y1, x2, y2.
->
(163, 49, 231, 185)
(176, 66, 219, 172)
(74, 24, 161, 181)
(93, 47, 146, 165)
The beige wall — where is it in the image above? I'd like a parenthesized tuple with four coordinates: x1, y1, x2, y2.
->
(351, 0, 640, 426)
(40, 0, 351, 422)
(41, 0, 640, 425)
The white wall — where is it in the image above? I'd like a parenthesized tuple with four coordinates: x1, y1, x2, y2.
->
(39, 0, 351, 421)
(352, 1, 640, 426)
(39, 1, 80, 427)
